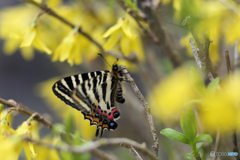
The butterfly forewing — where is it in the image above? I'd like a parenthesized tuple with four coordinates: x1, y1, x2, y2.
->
(52, 65, 124, 136)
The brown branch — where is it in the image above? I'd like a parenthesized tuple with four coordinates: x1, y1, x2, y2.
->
(25, 137, 157, 160)
(225, 50, 232, 74)
(119, 65, 159, 158)
(189, 38, 215, 81)
(184, 16, 217, 80)
(0, 98, 52, 128)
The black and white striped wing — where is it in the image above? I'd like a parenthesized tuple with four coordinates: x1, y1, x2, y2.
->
(52, 70, 122, 136)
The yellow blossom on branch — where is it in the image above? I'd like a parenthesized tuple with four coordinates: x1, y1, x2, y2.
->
(102, 16, 144, 60)
(20, 22, 52, 57)
(148, 67, 204, 124)
(15, 117, 39, 159)
(52, 27, 82, 65)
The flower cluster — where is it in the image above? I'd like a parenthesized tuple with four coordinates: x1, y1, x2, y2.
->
(0, 1, 145, 67)
(0, 108, 61, 159)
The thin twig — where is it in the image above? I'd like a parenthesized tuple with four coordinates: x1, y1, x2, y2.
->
(232, 129, 240, 160)
(225, 50, 232, 74)
(214, 128, 221, 160)
(126, 146, 143, 160)
(119, 65, 159, 158)
(189, 38, 215, 81)
(25, 137, 157, 160)
(91, 149, 118, 160)
(0, 98, 52, 128)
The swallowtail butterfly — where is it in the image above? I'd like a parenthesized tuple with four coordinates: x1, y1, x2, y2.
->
(52, 61, 125, 137)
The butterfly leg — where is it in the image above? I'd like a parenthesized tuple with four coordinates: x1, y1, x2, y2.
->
(116, 86, 125, 103)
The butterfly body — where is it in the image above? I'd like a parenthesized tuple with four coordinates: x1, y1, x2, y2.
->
(52, 64, 125, 136)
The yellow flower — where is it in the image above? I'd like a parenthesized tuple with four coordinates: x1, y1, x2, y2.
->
(0, 136, 22, 160)
(103, 16, 144, 60)
(0, 5, 52, 60)
(37, 78, 96, 140)
(15, 119, 38, 159)
(149, 67, 202, 124)
(53, 27, 83, 66)
(0, 116, 15, 136)
(199, 72, 240, 133)
(20, 21, 52, 56)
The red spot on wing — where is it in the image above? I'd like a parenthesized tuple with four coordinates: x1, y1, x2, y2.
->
(108, 108, 118, 120)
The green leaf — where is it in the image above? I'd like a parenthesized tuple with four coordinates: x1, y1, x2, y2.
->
(207, 77, 220, 92)
(180, 107, 197, 141)
(52, 123, 65, 134)
(196, 142, 203, 151)
(63, 114, 76, 143)
(64, 114, 75, 134)
(193, 134, 213, 144)
(160, 128, 190, 144)
(60, 151, 73, 160)
(185, 153, 195, 160)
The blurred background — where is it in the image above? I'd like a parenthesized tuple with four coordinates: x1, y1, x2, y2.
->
(1, 0, 240, 160)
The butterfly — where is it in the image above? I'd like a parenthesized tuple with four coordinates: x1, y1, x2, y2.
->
(52, 60, 125, 137)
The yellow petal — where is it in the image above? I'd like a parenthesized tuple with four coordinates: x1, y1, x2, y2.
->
(120, 34, 130, 55)
(20, 26, 36, 48)
(20, 47, 34, 61)
(121, 18, 136, 38)
(103, 29, 122, 51)
(3, 39, 20, 55)
(102, 18, 122, 38)
(33, 36, 52, 54)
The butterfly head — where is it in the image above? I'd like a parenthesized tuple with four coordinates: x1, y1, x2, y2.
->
(111, 64, 123, 77)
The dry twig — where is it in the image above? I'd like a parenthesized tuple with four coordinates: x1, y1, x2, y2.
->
(0, 97, 52, 128)
(119, 65, 159, 158)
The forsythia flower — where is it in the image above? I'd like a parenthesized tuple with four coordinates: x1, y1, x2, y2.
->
(103, 16, 144, 60)
(15, 120, 38, 159)
(148, 67, 203, 123)
(52, 27, 82, 66)
(199, 72, 240, 133)
(20, 22, 52, 57)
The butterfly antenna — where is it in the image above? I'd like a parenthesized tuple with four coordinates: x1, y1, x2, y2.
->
(113, 58, 119, 65)
(98, 53, 111, 67)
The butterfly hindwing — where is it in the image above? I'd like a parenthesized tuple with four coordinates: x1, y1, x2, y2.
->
(52, 65, 124, 136)
(72, 71, 122, 136)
